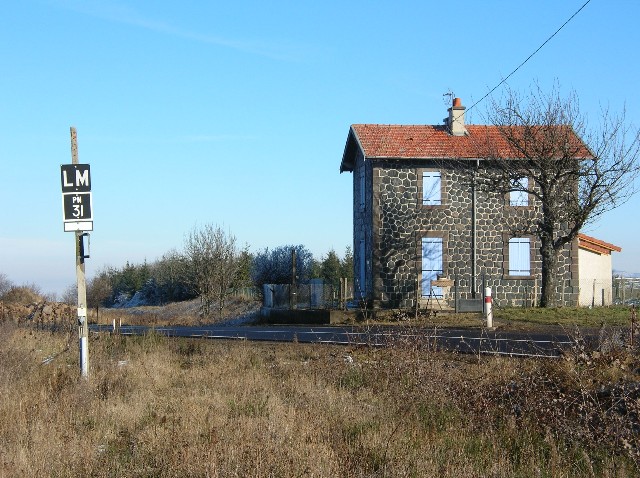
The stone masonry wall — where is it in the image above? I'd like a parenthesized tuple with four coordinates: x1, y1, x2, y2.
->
(368, 159, 577, 308)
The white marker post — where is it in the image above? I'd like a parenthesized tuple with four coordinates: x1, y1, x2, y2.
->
(485, 287, 493, 329)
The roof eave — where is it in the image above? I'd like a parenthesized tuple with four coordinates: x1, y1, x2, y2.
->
(340, 126, 371, 173)
(578, 233, 622, 254)
(339, 127, 357, 173)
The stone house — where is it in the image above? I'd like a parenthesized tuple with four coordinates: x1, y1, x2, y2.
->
(577, 233, 621, 306)
(339, 98, 586, 308)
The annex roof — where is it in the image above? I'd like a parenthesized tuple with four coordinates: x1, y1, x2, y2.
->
(340, 123, 591, 172)
(578, 233, 622, 255)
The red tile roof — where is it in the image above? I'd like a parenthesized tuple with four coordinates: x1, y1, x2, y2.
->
(340, 123, 591, 172)
(350, 124, 502, 159)
(578, 233, 622, 255)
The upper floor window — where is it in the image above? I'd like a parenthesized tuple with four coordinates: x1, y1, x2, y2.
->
(508, 237, 531, 276)
(509, 177, 529, 206)
(422, 171, 442, 206)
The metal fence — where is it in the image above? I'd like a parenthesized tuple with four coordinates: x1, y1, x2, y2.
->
(263, 281, 354, 310)
(229, 287, 261, 300)
(452, 274, 578, 309)
(613, 277, 640, 306)
(577, 278, 615, 307)
(261, 275, 630, 311)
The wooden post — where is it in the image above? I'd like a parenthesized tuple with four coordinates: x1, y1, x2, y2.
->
(71, 127, 89, 378)
(290, 248, 296, 309)
(415, 276, 419, 320)
(631, 306, 636, 347)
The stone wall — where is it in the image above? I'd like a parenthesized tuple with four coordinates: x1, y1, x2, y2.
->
(0, 301, 76, 326)
(352, 157, 578, 308)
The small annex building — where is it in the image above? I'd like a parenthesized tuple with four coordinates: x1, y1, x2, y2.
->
(577, 233, 621, 306)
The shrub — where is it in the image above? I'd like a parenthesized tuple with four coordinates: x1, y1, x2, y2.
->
(1, 285, 43, 304)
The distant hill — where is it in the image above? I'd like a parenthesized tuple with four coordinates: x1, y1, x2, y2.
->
(613, 270, 640, 278)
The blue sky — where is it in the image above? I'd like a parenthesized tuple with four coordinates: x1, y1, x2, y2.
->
(1, 0, 639, 296)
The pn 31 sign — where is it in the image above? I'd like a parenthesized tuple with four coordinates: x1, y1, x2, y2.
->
(61, 164, 93, 232)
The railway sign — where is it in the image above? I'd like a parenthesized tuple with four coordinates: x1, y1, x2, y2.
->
(61, 163, 91, 192)
(61, 163, 93, 231)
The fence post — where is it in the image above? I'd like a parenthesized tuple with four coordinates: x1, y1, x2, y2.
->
(454, 274, 458, 314)
(415, 277, 419, 320)
(631, 306, 636, 347)
(482, 274, 487, 316)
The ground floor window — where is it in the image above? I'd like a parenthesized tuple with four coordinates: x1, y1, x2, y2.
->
(508, 237, 531, 276)
(358, 239, 366, 297)
(421, 237, 443, 297)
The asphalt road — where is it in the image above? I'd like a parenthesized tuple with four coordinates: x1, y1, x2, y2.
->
(90, 323, 588, 358)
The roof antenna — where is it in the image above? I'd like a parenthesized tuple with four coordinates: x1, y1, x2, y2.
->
(442, 90, 454, 106)
(442, 90, 454, 125)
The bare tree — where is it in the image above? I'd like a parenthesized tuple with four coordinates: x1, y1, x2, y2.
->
(251, 244, 314, 290)
(87, 269, 113, 309)
(184, 224, 243, 317)
(477, 84, 640, 306)
(0, 273, 13, 299)
(61, 283, 78, 305)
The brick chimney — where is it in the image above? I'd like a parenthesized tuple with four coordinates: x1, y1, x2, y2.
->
(448, 97, 467, 136)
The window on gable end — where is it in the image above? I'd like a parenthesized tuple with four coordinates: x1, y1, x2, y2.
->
(422, 171, 442, 206)
(359, 165, 365, 211)
(509, 177, 529, 206)
(358, 239, 366, 297)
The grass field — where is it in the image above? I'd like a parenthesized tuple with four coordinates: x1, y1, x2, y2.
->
(0, 318, 638, 477)
(84, 296, 638, 332)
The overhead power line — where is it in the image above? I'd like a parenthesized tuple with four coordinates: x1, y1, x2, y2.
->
(466, 0, 592, 115)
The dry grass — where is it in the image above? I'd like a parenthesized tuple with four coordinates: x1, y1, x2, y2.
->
(354, 306, 637, 331)
(90, 297, 260, 327)
(0, 321, 638, 477)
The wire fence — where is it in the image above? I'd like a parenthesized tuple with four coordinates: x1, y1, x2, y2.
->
(613, 277, 640, 306)
(228, 287, 261, 301)
(451, 274, 576, 309)
(263, 282, 354, 310)
(260, 275, 630, 311)
(577, 279, 616, 307)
